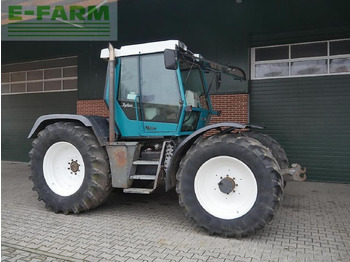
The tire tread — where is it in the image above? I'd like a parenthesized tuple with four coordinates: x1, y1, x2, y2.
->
(29, 122, 112, 214)
(176, 134, 283, 237)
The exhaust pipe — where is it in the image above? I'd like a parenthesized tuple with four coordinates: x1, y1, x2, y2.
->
(108, 43, 116, 143)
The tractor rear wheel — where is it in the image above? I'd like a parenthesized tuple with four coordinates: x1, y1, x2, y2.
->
(176, 134, 283, 237)
(240, 131, 288, 187)
(240, 131, 289, 169)
(29, 122, 112, 214)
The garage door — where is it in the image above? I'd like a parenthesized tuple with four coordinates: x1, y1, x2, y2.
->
(1, 57, 78, 162)
(250, 75, 350, 183)
(250, 39, 350, 183)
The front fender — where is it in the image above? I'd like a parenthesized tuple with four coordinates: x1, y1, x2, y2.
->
(165, 122, 264, 191)
(28, 114, 109, 146)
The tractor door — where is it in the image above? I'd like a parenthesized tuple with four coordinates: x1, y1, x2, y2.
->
(139, 53, 182, 134)
(117, 53, 182, 136)
(178, 61, 211, 133)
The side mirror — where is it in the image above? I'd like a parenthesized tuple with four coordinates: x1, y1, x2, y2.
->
(215, 73, 221, 90)
(164, 49, 178, 70)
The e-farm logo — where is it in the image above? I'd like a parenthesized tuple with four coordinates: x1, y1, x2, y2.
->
(9, 5, 109, 22)
(2, 1, 118, 41)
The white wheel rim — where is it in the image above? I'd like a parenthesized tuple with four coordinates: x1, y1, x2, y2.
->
(43, 142, 85, 197)
(194, 156, 258, 220)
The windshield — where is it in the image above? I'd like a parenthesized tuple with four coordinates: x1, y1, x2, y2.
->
(179, 59, 208, 109)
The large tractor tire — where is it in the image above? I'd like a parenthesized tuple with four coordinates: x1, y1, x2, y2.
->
(240, 131, 289, 169)
(240, 131, 289, 187)
(176, 134, 283, 237)
(29, 122, 112, 214)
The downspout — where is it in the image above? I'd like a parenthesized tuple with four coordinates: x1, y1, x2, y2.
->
(108, 43, 116, 143)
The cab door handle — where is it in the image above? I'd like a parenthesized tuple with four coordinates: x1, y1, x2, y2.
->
(146, 126, 156, 130)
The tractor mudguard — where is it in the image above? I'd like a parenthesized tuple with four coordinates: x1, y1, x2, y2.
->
(165, 122, 264, 191)
(28, 114, 109, 146)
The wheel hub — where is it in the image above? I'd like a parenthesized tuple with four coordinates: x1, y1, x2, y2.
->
(218, 176, 236, 194)
(69, 160, 80, 174)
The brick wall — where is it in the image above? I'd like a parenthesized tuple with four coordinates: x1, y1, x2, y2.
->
(77, 94, 248, 123)
(77, 99, 109, 117)
(209, 94, 248, 124)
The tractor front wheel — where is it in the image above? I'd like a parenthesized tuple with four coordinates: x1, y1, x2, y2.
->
(29, 122, 112, 214)
(176, 134, 283, 237)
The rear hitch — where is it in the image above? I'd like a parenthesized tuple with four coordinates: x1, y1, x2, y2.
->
(281, 163, 307, 182)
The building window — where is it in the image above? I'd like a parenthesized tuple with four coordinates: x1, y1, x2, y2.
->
(1, 57, 77, 94)
(251, 39, 350, 79)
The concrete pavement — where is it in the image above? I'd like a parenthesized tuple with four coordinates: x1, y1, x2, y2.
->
(1, 161, 350, 261)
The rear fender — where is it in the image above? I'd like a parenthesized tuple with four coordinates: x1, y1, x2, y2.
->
(28, 114, 109, 146)
(165, 122, 264, 191)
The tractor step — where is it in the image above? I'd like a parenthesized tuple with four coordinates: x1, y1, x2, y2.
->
(141, 151, 161, 160)
(123, 188, 154, 194)
(130, 175, 156, 180)
(133, 160, 159, 165)
(124, 141, 171, 195)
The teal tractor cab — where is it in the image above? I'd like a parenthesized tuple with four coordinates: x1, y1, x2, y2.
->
(101, 40, 245, 138)
(28, 40, 306, 237)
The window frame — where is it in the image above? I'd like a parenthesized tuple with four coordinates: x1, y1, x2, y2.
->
(251, 39, 350, 80)
(117, 55, 141, 121)
(139, 52, 182, 124)
(116, 52, 182, 123)
(1, 56, 78, 95)
(118, 55, 140, 102)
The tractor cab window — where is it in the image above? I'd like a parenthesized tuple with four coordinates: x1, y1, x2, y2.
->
(179, 60, 208, 110)
(140, 53, 181, 123)
(179, 59, 208, 132)
(118, 56, 140, 120)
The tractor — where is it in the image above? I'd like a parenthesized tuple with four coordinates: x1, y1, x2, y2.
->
(28, 40, 306, 237)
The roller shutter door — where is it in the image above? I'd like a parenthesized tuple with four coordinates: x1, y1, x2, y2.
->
(250, 75, 350, 182)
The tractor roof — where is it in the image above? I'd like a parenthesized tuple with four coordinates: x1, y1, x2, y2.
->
(100, 40, 246, 80)
(100, 40, 187, 59)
